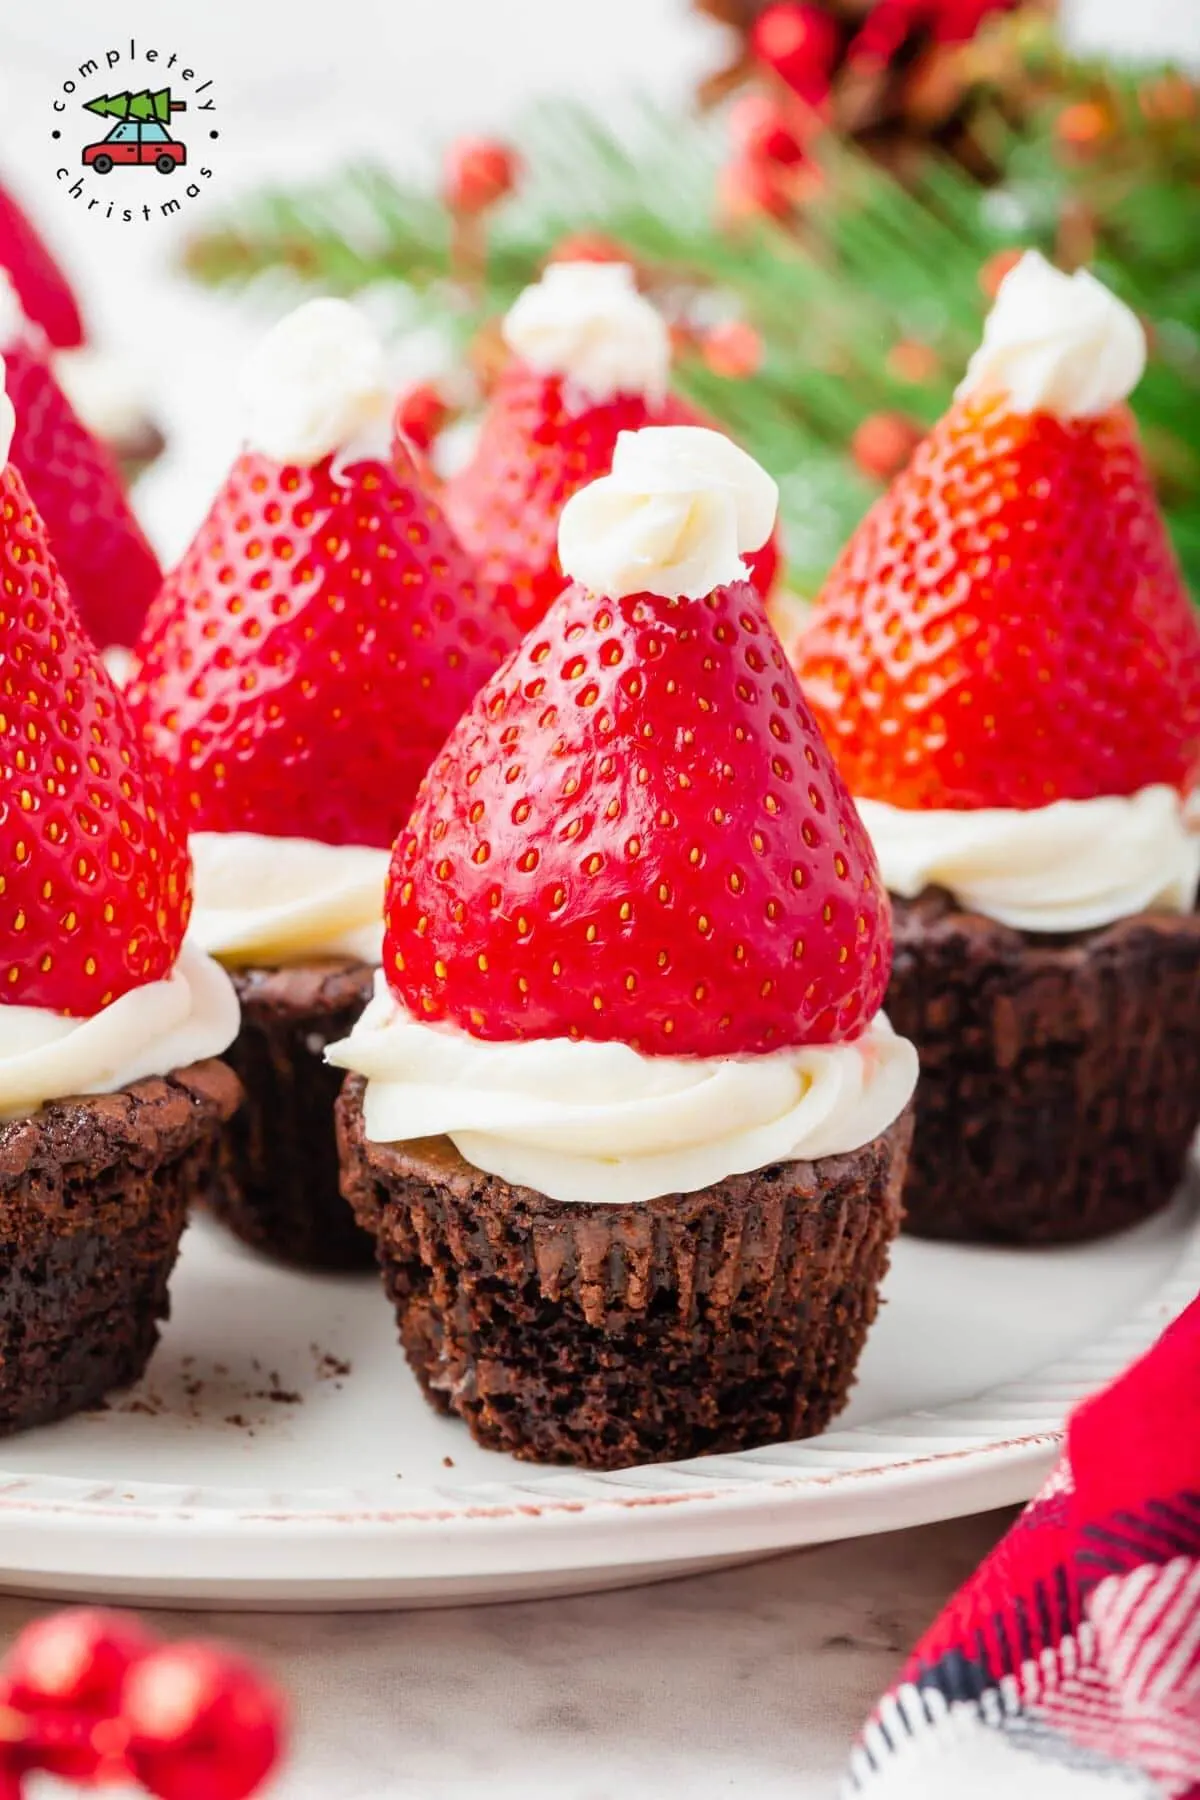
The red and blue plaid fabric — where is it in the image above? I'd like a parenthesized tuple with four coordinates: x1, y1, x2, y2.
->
(848, 1296, 1200, 1797)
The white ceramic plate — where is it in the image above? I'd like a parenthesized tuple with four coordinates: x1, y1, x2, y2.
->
(1, 1192, 1196, 1611)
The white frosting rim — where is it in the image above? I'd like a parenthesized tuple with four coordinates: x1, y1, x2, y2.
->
(857, 785, 1199, 933)
(0, 944, 240, 1121)
(187, 831, 389, 968)
(327, 980, 918, 1207)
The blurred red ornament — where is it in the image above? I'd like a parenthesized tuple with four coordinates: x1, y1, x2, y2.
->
(1138, 72, 1197, 123)
(123, 1643, 285, 1800)
(886, 339, 940, 383)
(851, 410, 923, 480)
(750, 3, 839, 105)
(4, 1611, 152, 1718)
(728, 91, 807, 165)
(852, 0, 1016, 61)
(395, 381, 450, 453)
(702, 320, 765, 377)
(978, 246, 1023, 299)
(442, 136, 520, 215)
(546, 230, 630, 265)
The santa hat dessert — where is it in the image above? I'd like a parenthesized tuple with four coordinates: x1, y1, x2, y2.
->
(0, 357, 239, 1433)
(126, 298, 517, 1271)
(443, 261, 779, 635)
(0, 272, 161, 651)
(796, 252, 1200, 1244)
(330, 425, 917, 1469)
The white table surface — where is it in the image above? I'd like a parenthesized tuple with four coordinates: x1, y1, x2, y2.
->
(0, 1, 1170, 1794)
(4, 1512, 1014, 1799)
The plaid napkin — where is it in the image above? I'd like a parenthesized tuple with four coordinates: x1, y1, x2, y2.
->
(846, 1295, 1200, 1797)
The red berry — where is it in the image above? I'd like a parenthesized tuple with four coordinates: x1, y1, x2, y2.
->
(885, 340, 940, 384)
(0, 179, 84, 350)
(0, 463, 192, 1013)
(442, 136, 520, 216)
(3, 326, 161, 648)
(385, 580, 890, 1056)
(797, 394, 1200, 809)
(751, 3, 840, 105)
(727, 93, 807, 165)
(127, 445, 515, 849)
(395, 381, 450, 453)
(850, 410, 924, 480)
(122, 1644, 284, 1800)
(701, 321, 764, 379)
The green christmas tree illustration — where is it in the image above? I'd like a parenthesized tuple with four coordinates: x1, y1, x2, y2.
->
(84, 88, 186, 124)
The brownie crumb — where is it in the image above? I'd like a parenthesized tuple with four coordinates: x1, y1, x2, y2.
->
(442, 1455, 455, 1468)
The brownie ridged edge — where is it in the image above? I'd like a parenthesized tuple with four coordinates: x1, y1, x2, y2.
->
(0, 1058, 241, 1435)
(336, 1078, 913, 1470)
(208, 958, 377, 1270)
(887, 889, 1200, 1244)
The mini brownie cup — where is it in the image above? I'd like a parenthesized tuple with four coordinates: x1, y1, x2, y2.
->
(125, 299, 516, 1271)
(0, 394, 240, 1432)
(329, 427, 918, 1469)
(796, 254, 1200, 1244)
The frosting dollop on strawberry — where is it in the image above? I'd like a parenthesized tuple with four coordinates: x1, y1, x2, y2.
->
(957, 250, 1145, 420)
(558, 425, 778, 600)
(503, 262, 670, 406)
(242, 297, 394, 468)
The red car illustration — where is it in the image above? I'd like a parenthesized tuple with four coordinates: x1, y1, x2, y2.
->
(82, 120, 186, 174)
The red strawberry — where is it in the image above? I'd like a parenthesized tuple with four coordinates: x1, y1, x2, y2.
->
(0, 179, 84, 350)
(796, 391, 1200, 810)
(127, 442, 517, 850)
(384, 577, 890, 1057)
(1, 310, 161, 648)
(0, 460, 191, 1014)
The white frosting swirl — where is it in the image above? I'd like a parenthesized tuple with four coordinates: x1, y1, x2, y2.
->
(857, 785, 1199, 933)
(241, 297, 393, 468)
(0, 944, 239, 1122)
(957, 250, 1145, 419)
(326, 977, 917, 1207)
(188, 832, 388, 967)
(558, 425, 778, 600)
(502, 262, 670, 406)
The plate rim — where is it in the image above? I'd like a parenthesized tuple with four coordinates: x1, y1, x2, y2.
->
(0, 1198, 1195, 1560)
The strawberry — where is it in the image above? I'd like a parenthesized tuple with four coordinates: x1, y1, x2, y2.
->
(126, 442, 517, 850)
(0, 459, 191, 1015)
(384, 575, 890, 1057)
(0, 299, 161, 648)
(443, 264, 780, 636)
(0, 178, 84, 350)
(796, 390, 1200, 811)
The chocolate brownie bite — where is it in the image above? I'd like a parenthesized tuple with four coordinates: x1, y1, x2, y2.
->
(330, 428, 918, 1469)
(795, 255, 1200, 1245)
(0, 1061, 239, 1434)
(338, 1082, 912, 1467)
(210, 958, 377, 1269)
(886, 891, 1200, 1243)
